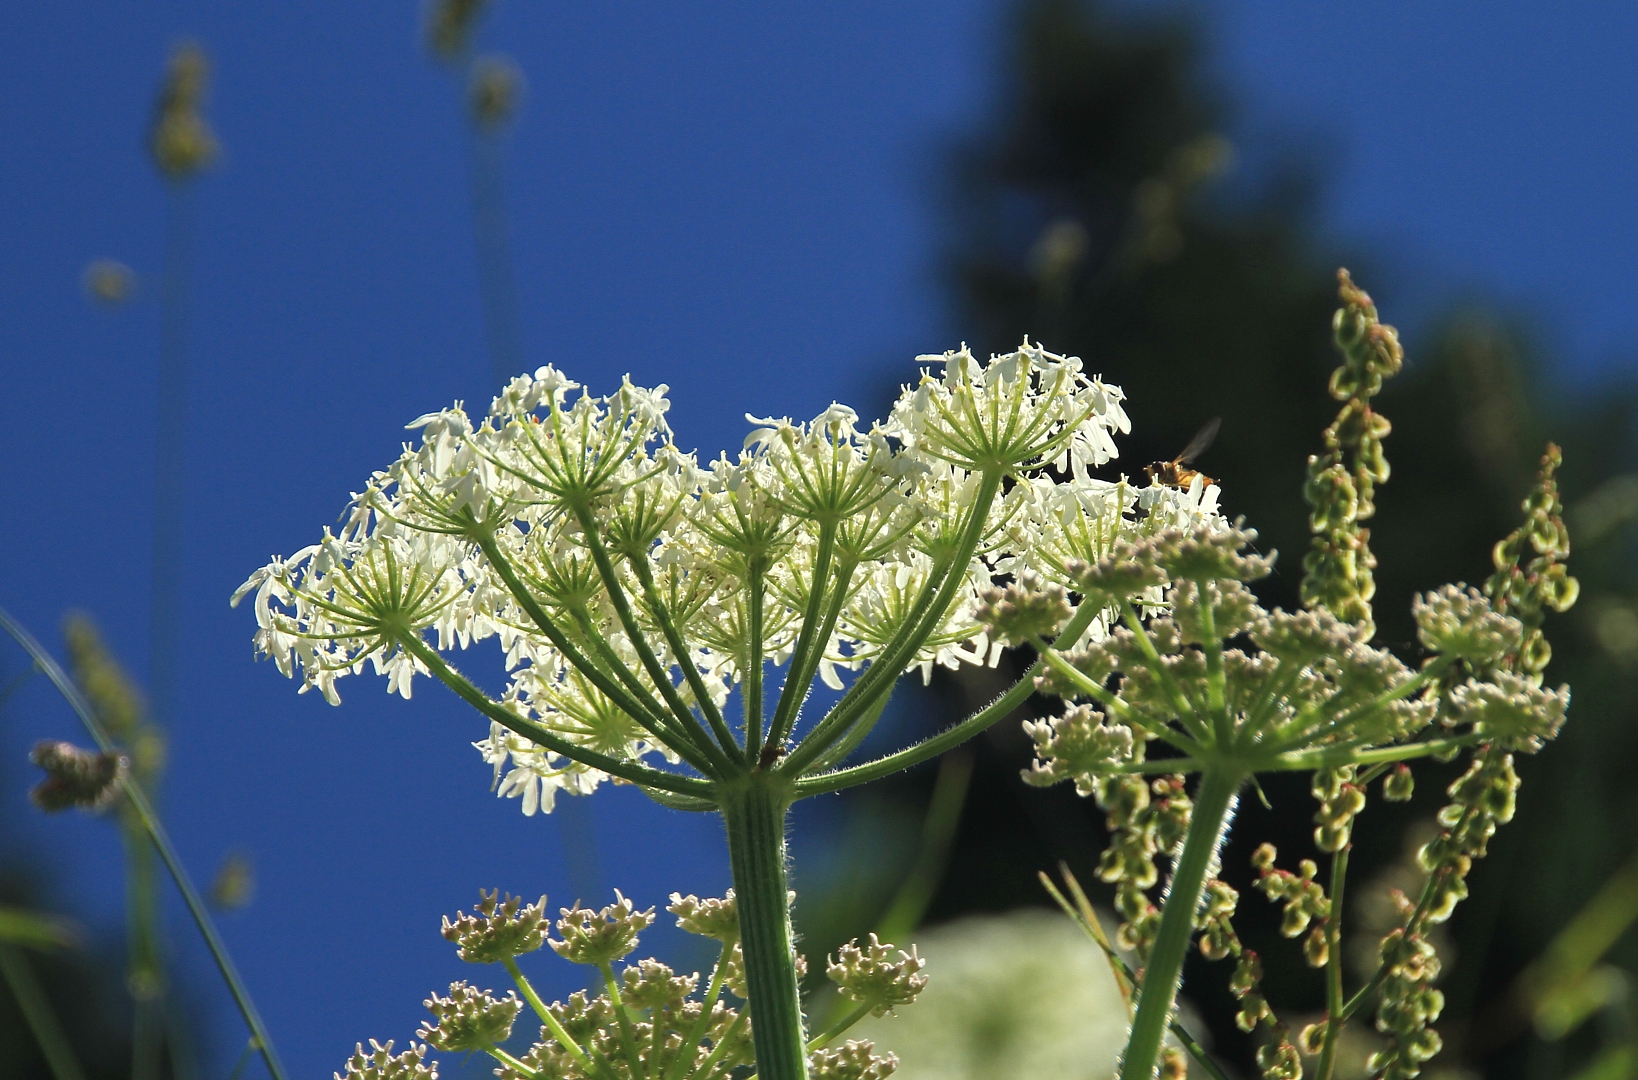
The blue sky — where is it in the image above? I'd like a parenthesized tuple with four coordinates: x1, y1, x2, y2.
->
(2, 1, 1635, 1075)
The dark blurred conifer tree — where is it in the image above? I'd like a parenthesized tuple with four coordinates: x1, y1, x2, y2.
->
(805, 3, 1638, 1077)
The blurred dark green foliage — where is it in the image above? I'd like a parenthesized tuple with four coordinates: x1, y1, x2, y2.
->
(803, 2, 1638, 1078)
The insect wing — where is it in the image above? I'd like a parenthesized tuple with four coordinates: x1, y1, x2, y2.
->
(1175, 417, 1221, 466)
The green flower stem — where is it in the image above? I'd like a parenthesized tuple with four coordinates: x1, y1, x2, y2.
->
(486, 1045, 540, 1079)
(400, 634, 713, 797)
(719, 776, 808, 1080)
(566, 606, 727, 774)
(693, 1010, 750, 1080)
(746, 558, 768, 750)
(598, 960, 644, 1074)
(1033, 647, 1206, 759)
(664, 942, 732, 1080)
(771, 551, 859, 753)
(1195, 585, 1232, 745)
(1041, 873, 1234, 1080)
(475, 530, 724, 770)
(549, 525, 724, 761)
(1338, 820, 1466, 1024)
(1119, 765, 1243, 1080)
(1314, 845, 1350, 1080)
(502, 956, 599, 1076)
(1119, 602, 1211, 746)
(787, 470, 1003, 775)
(572, 504, 744, 763)
(793, 602, 1101, 797)
(1239, 657, 1297, 740)
(766, 521, 837, 749)
(1268, 655, 1454, 754)
(0, 607, 289, 1080)
(1265, 732, 1481, 773)
(806, 1002, 873, 1049)
(806, 691, 892, 774)
(0, 944, 87, 1080)
(628, 553, 746, 761)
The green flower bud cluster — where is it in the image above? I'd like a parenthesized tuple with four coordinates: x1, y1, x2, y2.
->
(469, 55, 523, 130)
(425, 0, 488, 59)
(1311, 766, 1366, 853)
(667, 891, 739, 942)
(28, 740, 125, 813)
(1411, 586, 1522, 667)
(551, 891, 656, 966)
(343, 885, 924, 1080)
(1251, 844, 1331, 941)
(1091, 774, 1191, 958)
(335, 1041, 437, 1080)
(1021, 705, 1137, 795)
(1179, 881, 1302, 1080)
(808, 1039, 899, 1080)
(1195, 878, 1240, 961)
(974, 570, 1072, 647)
(1364, 930, 1445, 1080)
(1301, 270, 1404, 634)
(441, 890, 550, 963)
(826, 935, 928, 1017)
(417, 982, 521, 1052)
(1485, 444, 1579, 675)
(1363, 448, 1579, 1080)
(721, 943, 809, 1001)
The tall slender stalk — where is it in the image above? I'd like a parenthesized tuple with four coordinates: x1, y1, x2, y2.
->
(1314, 845, 1351, 1080)
(0, 608, 289, 1080)
(720, 776, 807, 1080)
(1119, 766, 1242, 1080)
(0, 944, 87, 1080)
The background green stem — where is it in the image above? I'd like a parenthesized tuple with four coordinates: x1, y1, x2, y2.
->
(0, 943, 87, 1080)
(1315, 845, 1351, 1080)
(720, 777, 808, 1080)
(0, 608, 289, 1080)
(1119, 765, 1242, 1080)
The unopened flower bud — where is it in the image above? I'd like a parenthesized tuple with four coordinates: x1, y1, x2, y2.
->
(809, 1039, 898, 1080)
(417, 981, 521, 1051)
(974, 570, 1072, 647)
(83, 260, 136, 306)
(29, 741, 125, 812)
(1303, 926, 1329, 967)
(827, 935, 928, 1016)
(1383, 764, 1415, 802)
(150, 44, 217, 181)
(335, 1040, 437, 1080)
(668, 890, 739, 942)
(441, 890, 549, 963)
(552, 892, 655, 966)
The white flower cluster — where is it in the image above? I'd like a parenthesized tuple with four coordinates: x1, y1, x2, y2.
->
(236, 342, 1226, 813)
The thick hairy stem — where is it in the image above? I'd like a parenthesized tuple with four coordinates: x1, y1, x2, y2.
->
(720, 778, 807, 1080)
(1119, 766, 1242, 1080)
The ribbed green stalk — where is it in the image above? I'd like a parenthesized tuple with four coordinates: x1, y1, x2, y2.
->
(721, 777, 807, 1080)
(1119, 766, 1242, 1080)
